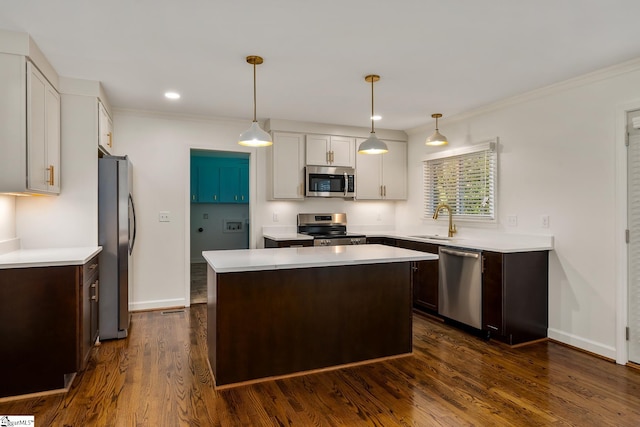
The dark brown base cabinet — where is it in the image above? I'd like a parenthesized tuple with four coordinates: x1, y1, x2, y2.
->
(368, 237, 549, 345)
(0, 256, 98, 398)
(208, 262, 412, 387)
(368, 237, 438, 313)
(395, 240, 439, 313)
(482, 250, 549, 345)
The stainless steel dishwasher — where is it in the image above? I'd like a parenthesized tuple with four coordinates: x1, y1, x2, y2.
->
(438, 247, 483, 329)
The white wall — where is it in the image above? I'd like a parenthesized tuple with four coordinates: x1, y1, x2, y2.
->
(0, 195, 16, 241)
(114, 111, 397, 310)
(190, 203, 249, 263)
(15, 93, 98, 248)
(398, 60, 640, 359)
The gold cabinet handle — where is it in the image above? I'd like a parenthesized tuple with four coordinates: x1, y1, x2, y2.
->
(192, 194, 196, 201)
(107, 132, 113, 148)
(213, 195, 217, 201)
(47, 165, 54, 186)
(235, 195, 238, 201)
(326, 151, 330, 164)
(383, 185, 386, 197)
(89, 263, 98, 270)
(241, 195, 244, 201)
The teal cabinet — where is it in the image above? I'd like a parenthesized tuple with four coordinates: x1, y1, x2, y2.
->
(199, 163, 220, 203)
(190, 156, 249, 204)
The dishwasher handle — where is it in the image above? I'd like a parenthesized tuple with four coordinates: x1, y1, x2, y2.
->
(440, 247, 480, 259)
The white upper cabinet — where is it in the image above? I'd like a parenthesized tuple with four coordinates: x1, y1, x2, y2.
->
(356, 139, 407, 200)
(0, 52, 61, 195)
(306, 134, 355, 167)
(27, 62, 60, 194)
(268, 132, 305, 200)
(98, 101, 113, 154)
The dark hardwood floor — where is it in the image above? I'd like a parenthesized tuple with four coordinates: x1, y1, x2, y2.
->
(2, 305, 640, 426)
(191, 262, 207, 304)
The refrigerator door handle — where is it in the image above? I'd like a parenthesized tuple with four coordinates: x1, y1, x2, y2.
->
(129, 193, 137, 254)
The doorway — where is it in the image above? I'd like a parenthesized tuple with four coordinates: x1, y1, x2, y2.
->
(628, 109, 640, 364)
(190, 149, 250, 304)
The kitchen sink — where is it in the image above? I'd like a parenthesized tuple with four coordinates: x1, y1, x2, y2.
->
(409, 234, 452, 241)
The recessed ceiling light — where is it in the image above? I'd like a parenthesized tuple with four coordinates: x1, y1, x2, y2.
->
(371, 115, 382, 121)
(164, 92, 181, 100)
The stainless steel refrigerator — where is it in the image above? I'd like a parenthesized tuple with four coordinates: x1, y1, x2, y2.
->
(98, 155, 136, 340)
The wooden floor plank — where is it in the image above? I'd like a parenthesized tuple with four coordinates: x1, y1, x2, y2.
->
(2, 305, 640, 426)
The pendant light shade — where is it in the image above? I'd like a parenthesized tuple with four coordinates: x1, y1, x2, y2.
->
(238, 55, 272, 147)
(425, 113, 448, 146)
(358, 74, 388, 155)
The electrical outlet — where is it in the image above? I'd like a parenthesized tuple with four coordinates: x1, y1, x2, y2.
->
(159, 211, 171, 222)
(273, 212, 279, 222)
(541, 215, 550, 228)
(507, 215, 518, 227)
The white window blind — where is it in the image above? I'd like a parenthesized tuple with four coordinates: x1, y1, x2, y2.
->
(423, 140, 497, 220)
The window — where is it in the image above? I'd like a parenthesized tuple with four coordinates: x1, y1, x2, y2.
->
(423, 140, 497, 221)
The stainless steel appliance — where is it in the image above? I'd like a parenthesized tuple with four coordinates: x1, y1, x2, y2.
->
(297, 213, 366, 246)
(438, 247, 482, 329)
(98, 155, 136, 340)
(305, 166, 355, 198)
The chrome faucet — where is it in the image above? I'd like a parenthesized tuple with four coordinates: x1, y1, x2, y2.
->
(433, 203, 457, 238)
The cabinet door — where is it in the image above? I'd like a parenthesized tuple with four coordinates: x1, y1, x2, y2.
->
(329, 136, 355, 167)
(306, 134, 330, 165)
(239, 162, 249, 203)
(381, 140, 407, 200)
(355, 138, 383, 199)
(190, 157, 200, 202)
(219, 165, 241, 203)
(397, 240, 439, 312)
(27, 62, 60, 194)
(482, 251, 504, 335)
(198, 160, 220, 203)
(98, 101, 113, 153)
(270, 132, 305, 199)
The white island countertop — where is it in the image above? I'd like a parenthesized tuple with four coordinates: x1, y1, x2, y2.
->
(0, 246, 102, 269)
(203, 244, 437, 273)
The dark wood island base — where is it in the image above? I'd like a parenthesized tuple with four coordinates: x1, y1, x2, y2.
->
(207, 262, 413, 388)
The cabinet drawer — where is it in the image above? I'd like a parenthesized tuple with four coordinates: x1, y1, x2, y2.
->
(83, 256, 99, 282)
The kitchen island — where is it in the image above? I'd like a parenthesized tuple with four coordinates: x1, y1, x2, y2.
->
(203, 244, 437, 388)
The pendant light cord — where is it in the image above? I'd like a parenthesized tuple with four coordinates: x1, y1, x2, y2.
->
(370, 77, 375, 133)
(253, 62, 257, 122)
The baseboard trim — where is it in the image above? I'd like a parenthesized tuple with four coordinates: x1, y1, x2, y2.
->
(548, 328, 616, 360)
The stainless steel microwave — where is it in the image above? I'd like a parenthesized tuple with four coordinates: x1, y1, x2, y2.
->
(305, 166, 355, 198)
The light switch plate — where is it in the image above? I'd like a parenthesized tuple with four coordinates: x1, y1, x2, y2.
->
(541, 215, 549, 228)
(159, 211, 171, 222)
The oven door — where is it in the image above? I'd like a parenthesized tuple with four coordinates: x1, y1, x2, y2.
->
(305, 166, 355, 198)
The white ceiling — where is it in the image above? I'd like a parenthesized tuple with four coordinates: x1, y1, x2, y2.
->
(2, 0, 640, 131)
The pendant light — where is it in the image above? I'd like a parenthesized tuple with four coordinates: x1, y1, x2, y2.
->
(425, 113, 448, 146)
(238, 55, 272, 147)
(358, 74, 388, 154)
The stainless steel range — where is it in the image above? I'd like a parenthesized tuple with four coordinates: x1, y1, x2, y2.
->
(297, 213, 367, 246)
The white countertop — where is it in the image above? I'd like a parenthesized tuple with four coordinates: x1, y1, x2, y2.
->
(262, 225, 554, 253)
(203, 244, 438, 273)
(371, 231, 553, 253)
(0, 246, 103, 269)
(262, 231, 314, 241)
